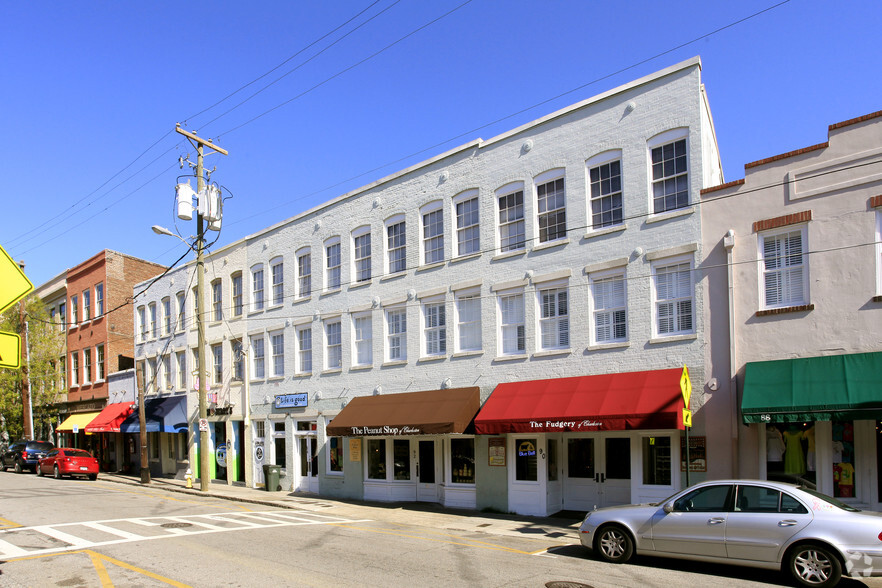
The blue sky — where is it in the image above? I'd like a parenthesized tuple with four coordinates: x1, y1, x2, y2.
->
(1, 0, 880, 288)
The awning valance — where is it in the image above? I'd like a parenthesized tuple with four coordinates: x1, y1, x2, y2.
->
(327, 387, 480, 437)
(85, 402, 135, 433)
(120, 396, 188, 433)
(474, 369, 685, 434)
(742, 351, 882, 423)
(57, 412, 101, 433)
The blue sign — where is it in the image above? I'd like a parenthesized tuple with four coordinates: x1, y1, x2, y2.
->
(274, 393, 308, 409)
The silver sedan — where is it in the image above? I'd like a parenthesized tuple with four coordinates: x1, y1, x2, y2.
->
(579, 479, 882, 587)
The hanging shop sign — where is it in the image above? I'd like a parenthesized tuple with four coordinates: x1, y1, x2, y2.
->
(274, 393, 308, 409)
(349, 438, 362, 462)
(488, 437, 506, 467)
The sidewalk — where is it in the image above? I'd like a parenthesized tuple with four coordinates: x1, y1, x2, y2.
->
(98, 472, 583, 544)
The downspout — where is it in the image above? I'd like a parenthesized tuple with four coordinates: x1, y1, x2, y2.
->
(723, 229, 738, 477)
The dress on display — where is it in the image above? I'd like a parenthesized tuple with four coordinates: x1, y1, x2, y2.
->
(783, 428, 805, 475)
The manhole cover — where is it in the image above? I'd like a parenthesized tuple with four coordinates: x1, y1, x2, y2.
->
(161, 522, 193, 529)
(546, 582, 593, 588)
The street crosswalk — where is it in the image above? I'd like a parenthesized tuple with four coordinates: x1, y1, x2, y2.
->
(0, 509, 369, 559)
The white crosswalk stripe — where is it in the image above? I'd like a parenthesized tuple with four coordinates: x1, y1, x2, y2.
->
(0, 510, 368, 559)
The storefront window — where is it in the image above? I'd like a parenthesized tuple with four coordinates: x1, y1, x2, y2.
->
(642, 436, 671, 485)
(833, 422, 854, 498)
(765, 423, 815, 486)
(273, 422, 286, 468)
(515, 438, 537, 481)
(328, 437, 343, 473)
(451, 438, 475, 484)
(393, 439, 410, 480)
(368, 439, 385, 480)
(567, 438, 594, 478)
(606, 438, 631, 480)
(547, 439, 558, 481)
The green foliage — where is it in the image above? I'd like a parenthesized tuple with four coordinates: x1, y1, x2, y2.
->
(0, 297, 65, 441)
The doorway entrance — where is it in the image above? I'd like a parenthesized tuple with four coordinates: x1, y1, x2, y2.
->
(563, 435, 631, 511)
(294, 421, 318, 493)
(416, 439, 440, 502)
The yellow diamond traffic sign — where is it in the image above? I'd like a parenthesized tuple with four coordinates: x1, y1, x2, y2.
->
(680, 365, 692, 407)
(0, 332, 21, 369)
(0, 245, 33, 315)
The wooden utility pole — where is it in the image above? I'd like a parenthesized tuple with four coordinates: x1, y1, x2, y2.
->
(136, 361, 150, 484)
(18, 261, 32, 441)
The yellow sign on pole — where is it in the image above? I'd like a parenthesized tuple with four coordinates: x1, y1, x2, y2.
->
(680, 365, 692, 407)
(0, 245, 33, 315)
(682, 408, 693, 428)
(0, 332, 21, 369)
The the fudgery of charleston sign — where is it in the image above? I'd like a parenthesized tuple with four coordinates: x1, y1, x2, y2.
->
(529, 419, 603, 430)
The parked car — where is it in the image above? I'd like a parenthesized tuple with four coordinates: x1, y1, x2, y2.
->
(0, 440, 55, 473)
(579, 479, 882, 588)
(37, 448, 99, 480)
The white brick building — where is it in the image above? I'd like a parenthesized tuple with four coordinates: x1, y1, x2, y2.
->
(135, 57, 723, 515)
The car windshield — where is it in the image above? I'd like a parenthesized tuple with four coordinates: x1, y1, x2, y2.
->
(66, 449, 92, 457)
(798, 486, 860, 512)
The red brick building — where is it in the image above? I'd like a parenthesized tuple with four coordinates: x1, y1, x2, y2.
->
(58, 250, 164, 453)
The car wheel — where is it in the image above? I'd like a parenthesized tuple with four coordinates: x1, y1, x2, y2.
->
(53, 465, 61, 480)
(594, 524, 634, 564)
(786, 543, 842, 588)
(14, 460, 23, 474)
(37, 466, 44, 477)
(88, 474, 97, 481)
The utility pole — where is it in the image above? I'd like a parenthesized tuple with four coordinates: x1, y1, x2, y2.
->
(175, 125, 227, 492)
(136, 361, 149, 484)
(18, 261, 32, 441)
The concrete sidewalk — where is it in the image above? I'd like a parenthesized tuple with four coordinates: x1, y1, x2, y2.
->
(98, 472, 583, 544)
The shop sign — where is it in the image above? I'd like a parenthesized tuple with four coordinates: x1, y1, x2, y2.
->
(254, 441, 264, 464)
(488, 437, 506, 466)
(680, 435, 707, 472)
(216, 442, 228, 468)
(528, 419, 602, 431)
(346, 425, 421, 435)
(517, 440, 536, 457)
(349, 438, 362, 462)
(274, 393, 308, 409)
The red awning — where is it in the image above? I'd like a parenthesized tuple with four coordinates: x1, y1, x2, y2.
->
(85, 402, 135, 433)
(474, 369, 685, 434)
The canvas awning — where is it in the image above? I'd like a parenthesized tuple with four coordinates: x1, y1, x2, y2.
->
(56, 412, 101, 433)
(742, 351, 882, 423)
(120, 396, 188, 433)
(474, 369, 685, 434)
(85, 402, 135, 433)
(326, 387, 480, 437)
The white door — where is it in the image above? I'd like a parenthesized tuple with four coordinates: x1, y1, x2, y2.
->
(416, 439, 440, 502)
(564, 435, 631, 511)
(295, 431, 319, 493)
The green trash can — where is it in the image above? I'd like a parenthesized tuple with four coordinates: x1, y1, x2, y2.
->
(263, 464, 281, 492)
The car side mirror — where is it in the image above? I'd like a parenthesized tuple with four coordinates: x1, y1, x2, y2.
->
(663, 502, 674, 514)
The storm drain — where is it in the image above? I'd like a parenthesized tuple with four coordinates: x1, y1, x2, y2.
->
(545, 582, 594, 588)
(160, 522, 193, 529)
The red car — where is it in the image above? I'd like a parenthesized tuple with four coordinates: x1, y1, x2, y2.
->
(37, 448, 99, 480)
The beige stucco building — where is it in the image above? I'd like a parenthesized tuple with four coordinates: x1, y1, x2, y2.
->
(701, 110, 882, 508)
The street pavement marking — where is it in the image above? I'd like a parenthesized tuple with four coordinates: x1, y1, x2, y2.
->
(0, 516, 22, 530)
(85, 549, 192, 588)
(0, 510, 370, 559)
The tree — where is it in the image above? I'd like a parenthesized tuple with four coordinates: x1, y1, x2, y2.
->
(0, 296, 65, 443)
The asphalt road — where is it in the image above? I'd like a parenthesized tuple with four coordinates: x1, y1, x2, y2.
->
(1, 471, 879, 588)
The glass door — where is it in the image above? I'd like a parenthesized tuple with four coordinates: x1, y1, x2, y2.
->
(416, 439, 439, 502)
(295, 421, 318, 493)
(564, 435, 631, 510)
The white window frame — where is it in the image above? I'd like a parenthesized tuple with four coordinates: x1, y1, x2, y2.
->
(161, 354, 172, 390)
(211, 279, 223, 322)
(296, 248, 311, 298)
(352, 226, 372, 284)
(420, 201, 445, 266)
(453, 189, 480, 257)
(96, 344, 105, 381)
(496, 182, 526, 253)
(176, 291, 186, 332)
(270, 330, 285, 378)
(534, 169, 567, 244)
(137, 306, 146, 342)
(83, 348, 92, 384)
(421, 297, 447, 357)
(296, 325, 312, 374)
(325, 237, 342, 292)
(586, 150, 624, 230)
(251, 264, 265, 312)
(326, 434, 344, 476)
(270, 257, 285, 306)
(651, 256, 695, 337)
(759, 225, 809, 309)
(648, 128, 689, 215)
(82, 289, 91, 322)
(352, 312, 373, 366)
(71, 351, 79, 386)
(497, 289, 526, 356)
(454, 289, 481, 353)
(589, 269, 628, 344)
(162, 297, 172, 335)
(71, 294, 78, 324)
(232, 339, 244, 381)
(231, 272, 243, 317)
(325, 319, 342, 370)
(250, 334, 266, 380)
(384, 306, 407, 362)
(148, 303, 157, 339)
(536, 281, 570, 351)
(95, 283, 104, 317)
(385, 215, 407, 275)
(176, 351, 187, 390)
(212, 343, 224, 385)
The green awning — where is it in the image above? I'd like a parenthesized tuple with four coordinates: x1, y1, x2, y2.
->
(742, 351, 882, 423)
